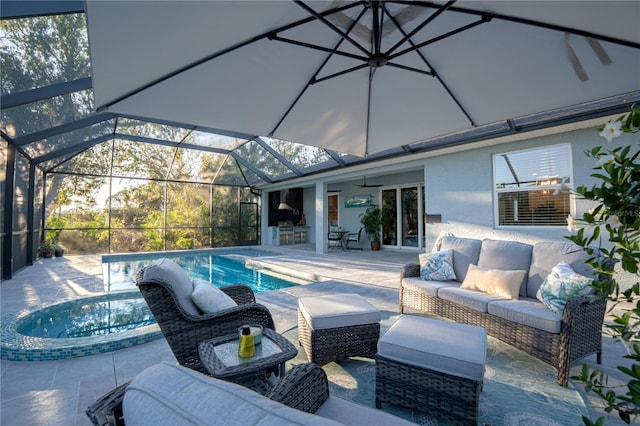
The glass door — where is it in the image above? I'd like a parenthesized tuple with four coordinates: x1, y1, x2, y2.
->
(401, 187, 419, 248)
(328, 194, 338, 227)
(381, 189, 397, 246)
(381, 185, 424, 250)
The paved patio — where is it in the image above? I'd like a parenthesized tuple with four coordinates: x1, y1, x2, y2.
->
(0, 245, 631, 425)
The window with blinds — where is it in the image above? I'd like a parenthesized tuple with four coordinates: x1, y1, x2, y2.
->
(494, 144, 572, 227)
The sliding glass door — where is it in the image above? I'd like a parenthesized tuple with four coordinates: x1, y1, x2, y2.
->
(381, 185, 424, 250)
(381, 190, 397, 246)
(401, 187, 419, 247)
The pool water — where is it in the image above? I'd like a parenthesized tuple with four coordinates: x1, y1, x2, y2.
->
(16, 292, 155, 339)
(102, 248, 306, 292)
(1, 291, 163, 361)
(0, 249, 313, 360)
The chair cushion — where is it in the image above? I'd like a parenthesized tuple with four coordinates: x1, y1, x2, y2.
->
(377, 315, 486, 381)
(535, 262, 594, 314)
(477, 239, 532, 297)
(439, 236, 482, 282)
(419, 249, 456, 281)
(142, 258, 200, 316)
(191, 279, 237, 314)
(123, 362, 340, 426)
(298, 294, 381, 330)
(528, 241, 595, 298)
(459, 264, 525, 300)
(488, 298, 562, 334)
(328, 226, 342, 239)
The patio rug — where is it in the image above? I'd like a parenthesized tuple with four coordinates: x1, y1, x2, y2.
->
(282, 311, 588, 426)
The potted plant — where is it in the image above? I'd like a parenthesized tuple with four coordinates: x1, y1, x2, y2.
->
(54, 242, 64, 257)
(38, 240, 54, 258)
(360, 204, 383, 250)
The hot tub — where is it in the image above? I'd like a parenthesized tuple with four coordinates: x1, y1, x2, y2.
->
(0, 291, 162, 361)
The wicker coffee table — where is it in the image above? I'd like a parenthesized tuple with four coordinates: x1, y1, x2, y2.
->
(198, 328, 297, 394)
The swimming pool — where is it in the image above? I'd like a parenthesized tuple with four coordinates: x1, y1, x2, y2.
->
(102, 248, 309, 292)
(1, 248, 313, 361)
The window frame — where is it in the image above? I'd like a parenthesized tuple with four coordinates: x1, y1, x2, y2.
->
(493, 143, 574, 229)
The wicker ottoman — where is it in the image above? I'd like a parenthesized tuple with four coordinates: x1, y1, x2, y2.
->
(298, 293, 381, 366)
(375, 315, 486, 425)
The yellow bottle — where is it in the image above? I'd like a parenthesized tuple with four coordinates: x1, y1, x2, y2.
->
(238, 325, 255, 358)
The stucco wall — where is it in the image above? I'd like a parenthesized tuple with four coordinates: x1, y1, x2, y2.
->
(424, 126, 636, 249)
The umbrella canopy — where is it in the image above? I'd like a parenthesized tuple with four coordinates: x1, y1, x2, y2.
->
(85, 1, 640, 157)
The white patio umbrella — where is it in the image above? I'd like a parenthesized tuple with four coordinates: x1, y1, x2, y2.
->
(85, 1, 640, 157)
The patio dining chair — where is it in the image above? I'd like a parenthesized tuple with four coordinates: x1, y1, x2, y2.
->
(345, 228, 363, 250)
(327, 227, 343, 249)
(136, 258, 275, 375)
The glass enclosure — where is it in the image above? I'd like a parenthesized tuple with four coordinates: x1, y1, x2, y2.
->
(0, 7, 352, 277)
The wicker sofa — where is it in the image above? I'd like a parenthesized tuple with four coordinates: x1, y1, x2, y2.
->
(87, 361, 415, 426)
(399, 235, 608, 387)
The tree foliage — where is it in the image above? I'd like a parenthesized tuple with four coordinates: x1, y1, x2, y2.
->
(567, 108, 640, 424)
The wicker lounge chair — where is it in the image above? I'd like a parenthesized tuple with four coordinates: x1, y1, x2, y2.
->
(136, 259, 275, 375)
(87, 362, 416, 426)
(86, 362, 326, 426)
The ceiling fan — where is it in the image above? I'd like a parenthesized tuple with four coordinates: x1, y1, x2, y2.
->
(356, 176, 383, 188)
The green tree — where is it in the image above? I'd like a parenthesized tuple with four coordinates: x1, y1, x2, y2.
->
(2, 13, 95, 217)
(2, 14, 257, 254)
(567, 108, 640, 425)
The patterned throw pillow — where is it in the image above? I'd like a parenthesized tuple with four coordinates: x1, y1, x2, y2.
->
(536, 262, 594, 314)
(419, 249, 456, 281)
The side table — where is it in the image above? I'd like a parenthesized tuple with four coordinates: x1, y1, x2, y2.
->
(198, 328, 297, 394)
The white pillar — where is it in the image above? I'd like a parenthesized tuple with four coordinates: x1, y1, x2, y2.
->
(315, 182, 328, 254)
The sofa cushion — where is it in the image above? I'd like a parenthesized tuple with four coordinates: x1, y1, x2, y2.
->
(314, 396, 416, 425)
(460, 264, 525, 300)
(477, 239, 533, 297)
(402, 277, 459, 297)
(439, 236, 482, 282)
(536, 262, 594, 314)
(528, 241, 595, 298)
(141, 258, 200, 316)
(419, 249, 456, 281)
(438, 286, 505, 313)
(191, 279, 237, 314)
(432, 230, 454, 252)
(123, 362, 341, 426)
(488, 298, 562, 334)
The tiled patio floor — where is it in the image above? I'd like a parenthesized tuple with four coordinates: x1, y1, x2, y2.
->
(0, 245, 631, 425)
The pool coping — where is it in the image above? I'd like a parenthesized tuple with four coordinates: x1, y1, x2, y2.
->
(0, 290, 163, 361)
(101, 247, 282, 263)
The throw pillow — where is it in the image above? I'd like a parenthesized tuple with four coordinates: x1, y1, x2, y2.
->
(460, 264, 525, 300)
(536, 261, 594, 314)
(191, 279, 237, 314)
(419, 249, 456, 281)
